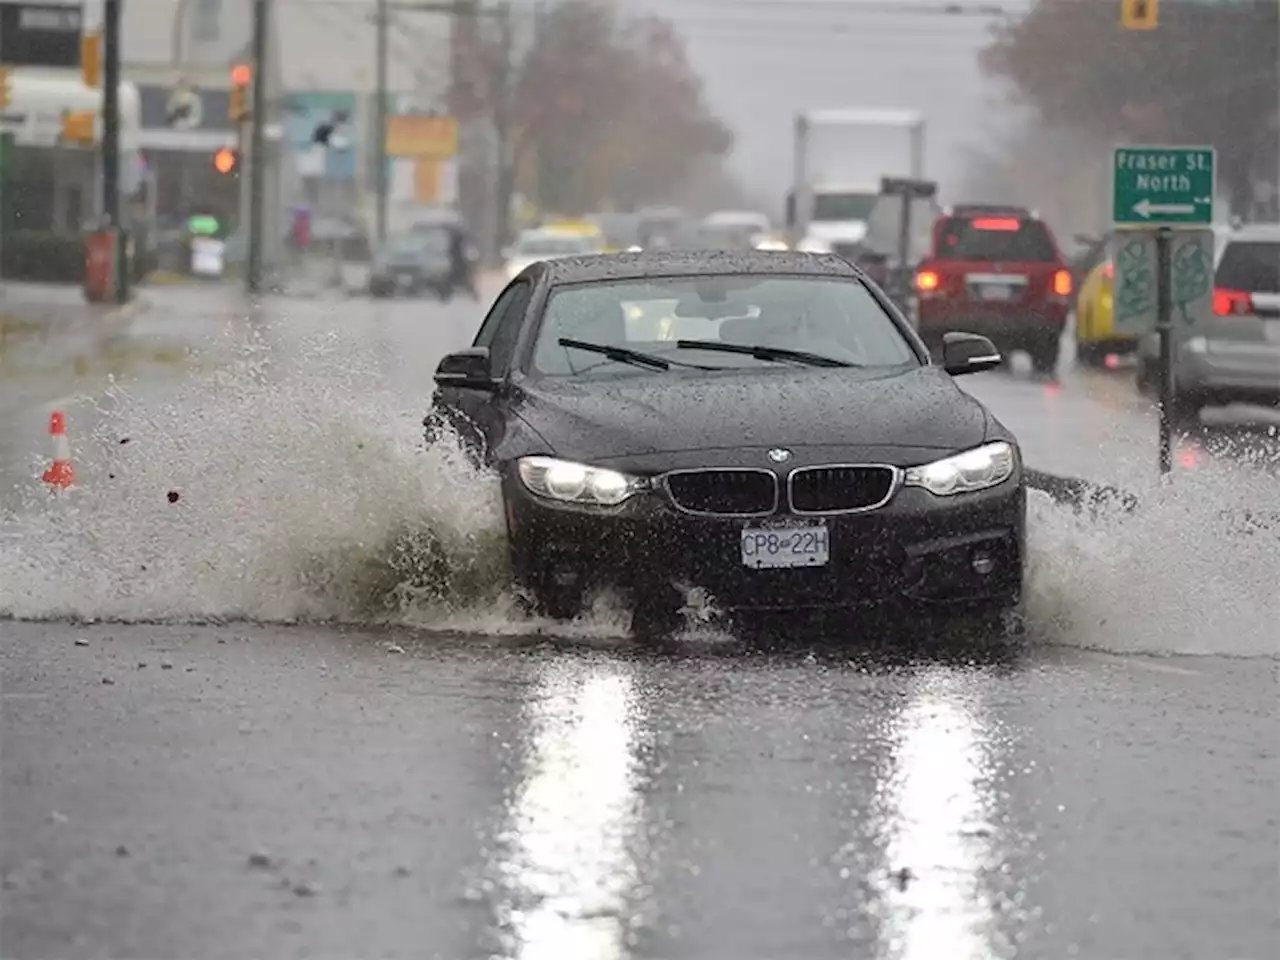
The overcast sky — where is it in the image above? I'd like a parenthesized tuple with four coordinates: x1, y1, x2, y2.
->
(617, 0, 1032, 207)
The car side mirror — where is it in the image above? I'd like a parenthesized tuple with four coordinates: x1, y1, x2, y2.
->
(942, 332, 1001, 376)
(434, 347, 497, 390)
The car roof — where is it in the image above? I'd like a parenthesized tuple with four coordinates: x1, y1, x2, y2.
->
(540, 250, 863, 285)
(1221, 222, 1280, 243)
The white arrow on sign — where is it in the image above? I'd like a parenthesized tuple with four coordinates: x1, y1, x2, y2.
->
(166, 89, 203, 130)
(1133, 198, 1196, 218)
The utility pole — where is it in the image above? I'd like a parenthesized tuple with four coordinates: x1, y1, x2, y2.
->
(246, 0, 268, 294)
(375, 0, 390, 244)
(102, 0, 126, 302)
(491, 1, 514, 265)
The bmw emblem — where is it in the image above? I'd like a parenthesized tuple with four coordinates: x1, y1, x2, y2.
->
(767, 448, 792, 464)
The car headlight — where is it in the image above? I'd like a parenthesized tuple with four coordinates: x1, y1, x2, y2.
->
(904, 442, 1017, 497)
(516, 456, 641, 506)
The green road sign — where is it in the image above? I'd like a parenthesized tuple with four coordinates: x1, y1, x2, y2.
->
(1112, 228, 1215, 336)
(1112, 146, 1215, 226)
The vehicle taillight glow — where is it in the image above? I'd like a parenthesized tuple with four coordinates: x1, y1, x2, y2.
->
(1213, 288, 1254, 316)
(915, 269, 940, 292)
(1052, 269, 1072, 297)
(971, 217, 1020, 231)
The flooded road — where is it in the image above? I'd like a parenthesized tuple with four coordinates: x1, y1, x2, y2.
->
(1, 281, 1275, 959)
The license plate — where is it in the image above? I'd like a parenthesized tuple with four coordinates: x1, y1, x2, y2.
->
(978, 284, 1017, 302)
(740, 523, 830, 569)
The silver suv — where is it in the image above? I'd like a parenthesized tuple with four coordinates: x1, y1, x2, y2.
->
(1136, 223, 1280, 428)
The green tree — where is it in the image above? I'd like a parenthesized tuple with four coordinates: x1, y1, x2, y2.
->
(980, 0, 1278, 215)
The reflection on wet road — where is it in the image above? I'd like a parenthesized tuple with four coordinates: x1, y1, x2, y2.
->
(877, 672, 1001, 960)
(2, 624, 1274, 960)
(487, 664, 648, 960)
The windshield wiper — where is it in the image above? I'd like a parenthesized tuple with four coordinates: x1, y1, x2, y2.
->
(558, 337, 672, 371)
(675, 339, 853, 368)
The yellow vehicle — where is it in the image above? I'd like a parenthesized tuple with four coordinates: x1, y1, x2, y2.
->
(541, 219, 603, 240)
(1075, 252, 1138, 366)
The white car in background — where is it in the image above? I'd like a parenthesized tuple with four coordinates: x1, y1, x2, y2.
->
(704, 209, 777, 249)
(503, 230, 603, 281)
(704, 209, 771, 235)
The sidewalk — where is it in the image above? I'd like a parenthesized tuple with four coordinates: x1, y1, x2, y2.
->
(1, 282, 149, 348)
(1, 284, 151, 396)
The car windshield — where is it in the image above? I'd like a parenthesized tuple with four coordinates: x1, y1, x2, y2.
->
(936, 216, 1057, 262)
(1215, 240, 1280, 292)
(531, 275, 919, 378)
(811, 192, 878, 221)
(517, 236, 594, 256)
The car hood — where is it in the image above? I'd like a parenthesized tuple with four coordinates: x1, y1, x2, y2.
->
(515, 367, 990, 467)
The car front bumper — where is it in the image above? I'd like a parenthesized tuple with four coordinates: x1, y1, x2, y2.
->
(503, 472, 1026, 613)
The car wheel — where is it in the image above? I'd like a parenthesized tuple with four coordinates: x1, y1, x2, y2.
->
(630, 586, 685, 640)
(527, 578, 584, 622)
(1076, 341, 1104, 367)
(1029, 337, 1060, 377)
(1165, 392, 1202, 434)
(954, 598, 1027, 649)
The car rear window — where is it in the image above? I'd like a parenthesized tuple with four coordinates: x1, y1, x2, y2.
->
(935, 217, 1057, 262)
(1214, 240, 1280, 293)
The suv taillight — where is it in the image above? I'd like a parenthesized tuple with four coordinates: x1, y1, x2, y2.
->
(1213, 288, 1254, 316)
(1051, 269, 1072, 297)
(915, 268, 941, 295)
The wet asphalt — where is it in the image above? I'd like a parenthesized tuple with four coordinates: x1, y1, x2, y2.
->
(2, 621, 1276, 960)
(1, 280, 1278, 959)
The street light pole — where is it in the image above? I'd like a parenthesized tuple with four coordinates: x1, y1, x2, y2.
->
(102, 0, 125, 302)
(246, 0, 268, 294)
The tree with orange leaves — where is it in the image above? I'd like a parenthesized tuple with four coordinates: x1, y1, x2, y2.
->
(451, 0, 732, 236)
(980, 0, 1278, 217)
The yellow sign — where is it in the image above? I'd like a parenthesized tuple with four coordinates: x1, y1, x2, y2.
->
(82, 32, 102, 88)
(1120, 0, 1158, 30)
(386, 114, 458, 159)
(61, 110, 95, 145)
(414, 158, 442, 204)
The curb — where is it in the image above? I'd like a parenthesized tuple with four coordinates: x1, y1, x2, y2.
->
(0, 295, 150, 363)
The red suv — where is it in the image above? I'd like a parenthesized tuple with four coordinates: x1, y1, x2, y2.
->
(914, 205, 1073, 376)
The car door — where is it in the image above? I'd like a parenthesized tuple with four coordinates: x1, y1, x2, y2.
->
(428, 278, 533, 462)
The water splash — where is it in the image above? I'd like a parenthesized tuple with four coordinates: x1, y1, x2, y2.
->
(1, 326, 1274, 656)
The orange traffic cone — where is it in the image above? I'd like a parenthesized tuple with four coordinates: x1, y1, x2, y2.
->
(42, 411, 75, 489)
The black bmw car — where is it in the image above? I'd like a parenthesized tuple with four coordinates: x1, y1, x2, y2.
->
(425, 250, 1025, 636)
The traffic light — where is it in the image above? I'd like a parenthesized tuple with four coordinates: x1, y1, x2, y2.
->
(82, 32, 102, 88)
(0, 66, 9, 109)
(1120, 0, 1158, 30)
(229, 63, 251, 123)
(214, 147, 238, 175)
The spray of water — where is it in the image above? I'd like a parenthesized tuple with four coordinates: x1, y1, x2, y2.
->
(0, 327, 1274, 656)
